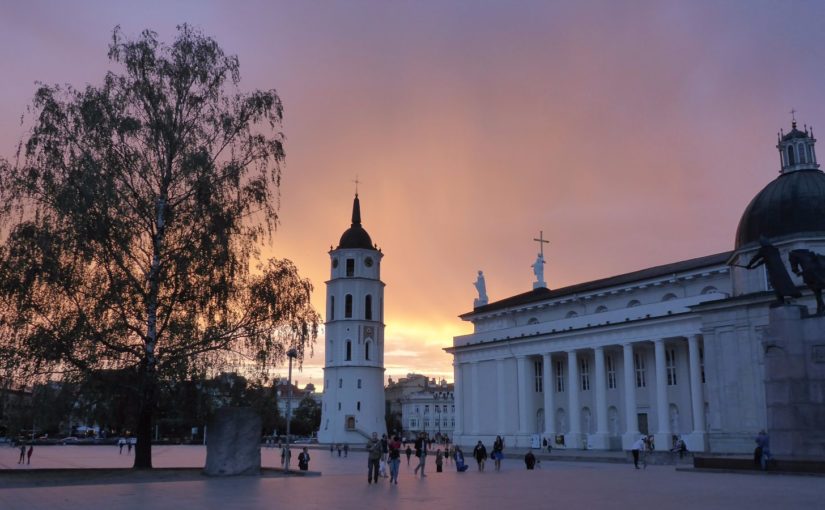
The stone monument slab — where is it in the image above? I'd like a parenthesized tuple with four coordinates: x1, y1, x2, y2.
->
(203, 407, 262, 476)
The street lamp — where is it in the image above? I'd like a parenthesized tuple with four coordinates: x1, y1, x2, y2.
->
(285, 348, 298, 472)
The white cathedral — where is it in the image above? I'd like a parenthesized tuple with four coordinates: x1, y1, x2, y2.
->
(448, 120, 825, 453)
(318, 194, 387, 444)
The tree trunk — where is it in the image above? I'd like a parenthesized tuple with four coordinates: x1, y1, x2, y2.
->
(133, 366, 156, 469)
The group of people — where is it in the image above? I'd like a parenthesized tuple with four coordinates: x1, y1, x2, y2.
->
(364, 431, 459, 484)
(329, 442, 350, 457)
(471, 435, 513, 471)
(17, 443, 33, 464)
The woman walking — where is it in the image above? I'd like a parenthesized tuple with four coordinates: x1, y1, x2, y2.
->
(388, 435, 402, 484)
(492, 435, 504, 471)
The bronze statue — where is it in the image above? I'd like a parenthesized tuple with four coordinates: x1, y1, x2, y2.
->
(745, 237, 801, 305)
(789, 249, 825, 314)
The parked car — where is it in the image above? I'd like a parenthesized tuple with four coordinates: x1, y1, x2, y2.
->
(60, 437, 80, 445)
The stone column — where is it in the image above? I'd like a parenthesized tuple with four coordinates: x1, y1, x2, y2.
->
(517, 356, 530, 437)
(654, 339, 671, 450)
(591, 346, 609, 449)
(542, 353, 555, 438)
(622, 343, 639, 449)
(496, 358, 507, 434)
(453, 362, 463, 437)
(471, 361, 480, 434)
(567, 350, 583, 449)
(686, 335, 707, 451)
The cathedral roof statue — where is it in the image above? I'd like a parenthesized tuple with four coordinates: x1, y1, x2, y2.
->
(338, 193, 375, 250)
(735, 120, 825, 249)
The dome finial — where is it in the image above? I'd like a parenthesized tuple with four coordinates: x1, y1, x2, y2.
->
(791, 108, 797, 129)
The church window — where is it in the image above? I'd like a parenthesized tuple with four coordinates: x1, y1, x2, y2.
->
(365, 295, 372, 320)
(627, 299, 641, 308)
(807, 144, 814, 163)
(330, 296, 335, 320)
(425, 405, 430, 414)
(365, 341, 371, 360)
(338, 378, 342, 388)
(595, 305, 608, 313)
(345, 294, 353, 318)
(534, 359, 543, 392)
(357, 379, 362, 389)
(415, 406, 419, 414)
(346, 258, 355, 277)
(451, 419, 455, 427)
(798, 144, 807, 164)
(435, 405, 440, 413)
(357, 401, 361, 411)
(452, 405, 455, 412)
(338, 402, 341, 410)
(634, 353, 646, 388)
(565, 310, 578, 318)
(555, 360, 565, 392)
(424, 419, 430, 428)
(666, 348, 677, 385)
(606, 355, 617, 389)
(788, 145, 796, 166)
(699, 346, 705, 383)
(580, 358, 590, 391)
(346, 341, 352, 361)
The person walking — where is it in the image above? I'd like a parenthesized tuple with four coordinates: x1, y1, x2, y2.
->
(298, 447, 310, 471)
(367, 432, 382, 484)
(330, 443, 334, 456)
(379, 433, 389, 478)
(388, 435, 402, 484)
(18, 443, 26, 464)
(435, 449, 444, 472)
(755, 430, 771, 471)
(343, 443, 349, 457)
(26, 444, 33, 465)
(631, 436, 645, 469)
(524, 450, 537, 470)
(454, 446, 469, 472)
(337, 443, 342, 457)
(405, 445, 413, 465)
(118, 437, 125, 454)
(473, 441, 487, 472)
(413, 432, 428, 477)
(492, 435, 504, 471)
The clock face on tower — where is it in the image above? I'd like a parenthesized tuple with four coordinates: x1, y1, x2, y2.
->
(364, 257, 373, 267)
(332, 258, 339, 268)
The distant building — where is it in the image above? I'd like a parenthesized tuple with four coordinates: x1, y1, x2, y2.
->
(385, 374, 455, 440)
(275, 380, 321, 418)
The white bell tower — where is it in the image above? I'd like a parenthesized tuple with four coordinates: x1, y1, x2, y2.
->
(318, 194, 387, 444)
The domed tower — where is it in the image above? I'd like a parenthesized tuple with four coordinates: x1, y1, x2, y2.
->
(318, 194, 387, 444)
(731, 119, 825, 295)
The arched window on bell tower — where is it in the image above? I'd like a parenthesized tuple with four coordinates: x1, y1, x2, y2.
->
(330, 296, 335, 321)
(346, 340, 352, 361)
(365, 294, 372, 320)
(365, 340, 371, 361)
(345, 294, 353, 318)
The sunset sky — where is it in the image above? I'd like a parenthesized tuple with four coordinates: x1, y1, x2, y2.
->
(3, 1, 825, 389)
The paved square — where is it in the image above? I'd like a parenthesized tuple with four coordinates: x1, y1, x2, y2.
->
(0, 446, 821, 509)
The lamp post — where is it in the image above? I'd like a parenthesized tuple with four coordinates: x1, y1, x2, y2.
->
(285, 348, 298, 472)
